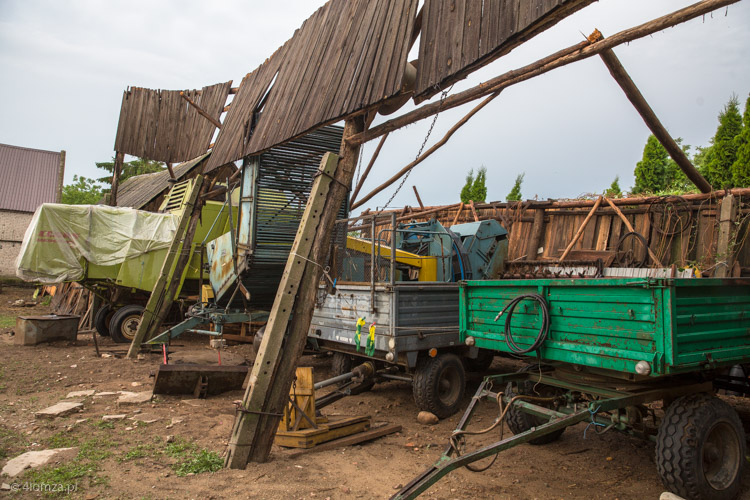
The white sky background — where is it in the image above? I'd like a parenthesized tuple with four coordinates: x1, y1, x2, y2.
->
(0, 0, 748, 210)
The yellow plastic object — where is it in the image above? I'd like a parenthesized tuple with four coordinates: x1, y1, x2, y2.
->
(201, 285, 215, 303)
(345, 236, 437, 281)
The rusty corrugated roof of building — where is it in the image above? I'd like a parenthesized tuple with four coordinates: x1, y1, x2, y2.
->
(114, 153, 210, 209)
(0, 143, 62, 213)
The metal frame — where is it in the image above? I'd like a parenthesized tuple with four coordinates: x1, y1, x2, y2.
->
(392, 371, 711, 499)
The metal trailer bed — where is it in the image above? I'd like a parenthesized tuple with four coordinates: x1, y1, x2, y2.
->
(395, 277, 750, 500)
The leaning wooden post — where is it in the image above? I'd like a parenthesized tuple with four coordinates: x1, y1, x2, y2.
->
(604, 197, 664, 267)
(598, 46, 712, 194)
(110, 151, 125, 206)
(559, 196, 602, 262)
(225, 117, 366, 467)
(714, 194, 738, 277)
(126, 176, 204, 359)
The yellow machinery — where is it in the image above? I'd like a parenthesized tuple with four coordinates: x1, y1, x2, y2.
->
(345, 236, 438, 282)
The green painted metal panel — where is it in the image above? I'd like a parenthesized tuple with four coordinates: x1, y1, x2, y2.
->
(460, 277, 750, 378)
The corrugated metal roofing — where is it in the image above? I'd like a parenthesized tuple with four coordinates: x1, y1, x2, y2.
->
(0, 143, 62, 212)
(114, 153, 210, 209)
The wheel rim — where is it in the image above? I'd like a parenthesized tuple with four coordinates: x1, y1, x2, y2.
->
(120, 314, 142, 341)
(702, 421, 742, 491)
(437, 365, 461, 405)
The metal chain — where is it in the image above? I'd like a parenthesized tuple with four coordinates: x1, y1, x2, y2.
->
(378, 86, 452, 214)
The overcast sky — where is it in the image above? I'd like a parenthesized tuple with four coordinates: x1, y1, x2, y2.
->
(1, 0, 748, 210)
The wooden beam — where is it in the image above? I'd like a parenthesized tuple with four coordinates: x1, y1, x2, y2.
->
(126, 176, 205, 358)
(469, 200, 479, 222)
(109, 151, 125, 206)
(598, 48, 712, 193)
(527, 209, 546, 260)
(347, 0, 739, 147)
(180, 92, 222, 129)
(450, 203, 465, 226)
(350, 132, 389, 206)
(351, 91, 500, 210)
(412, 186, 425, 210)
(604, 196, 663, 267)
(56, 150, 66, 203)
(714, 193, 738, 277)
(165, 162, 175, 180)
(559, 196, 602, 261)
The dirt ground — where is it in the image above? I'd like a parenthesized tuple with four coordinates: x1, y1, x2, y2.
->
(1, 285, 748, 499)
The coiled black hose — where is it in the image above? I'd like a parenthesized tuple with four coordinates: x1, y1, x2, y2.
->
(494, 293, 550, 355)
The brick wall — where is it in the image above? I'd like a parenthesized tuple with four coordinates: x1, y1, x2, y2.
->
(0, 210, 33, 277)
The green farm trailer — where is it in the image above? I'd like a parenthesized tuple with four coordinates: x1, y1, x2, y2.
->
(16, 178, 236, 343)
(396, 277, 750, 500)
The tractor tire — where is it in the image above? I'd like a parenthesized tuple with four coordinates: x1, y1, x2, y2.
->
(94, 305, 113, 337)
(463, 349, 494, 373)
(109, 305, 145, 344)
(505, 364, 565, 445)
(330, 352, 375, 395)
(656, 393, 746, 500)
(413, 353, 466, 419)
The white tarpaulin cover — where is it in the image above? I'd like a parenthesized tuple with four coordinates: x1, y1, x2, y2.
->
(16, 203, 178, 283)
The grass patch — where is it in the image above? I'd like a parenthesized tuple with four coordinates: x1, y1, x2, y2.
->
(0, 426, 28, 460)
(46, 431, 80, 449)
(92, 420, 114, 430)
(164, 437, 197, 458)
(0, 315, 15, 328)
(78, 436, 116, 462)
(173, 449, 223, 476)
(121, 442, 161, 462)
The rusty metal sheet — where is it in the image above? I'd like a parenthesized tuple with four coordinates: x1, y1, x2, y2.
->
(152, 364, 248, 396)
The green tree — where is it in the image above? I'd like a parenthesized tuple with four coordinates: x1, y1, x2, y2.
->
(61, 175, 103, 205)
(633, 135, 669, 193)
(605, 176, 622, 198)
(506, 173, 524, 202)
(704, 96, 742, 188)
(459, 166, 488, 203)
(731, 94, 750, 187)
(460, 169, 475, 203)
(96, 156, 165, 191)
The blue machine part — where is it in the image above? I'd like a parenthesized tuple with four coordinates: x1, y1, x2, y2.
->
(450, 220, 508, 280)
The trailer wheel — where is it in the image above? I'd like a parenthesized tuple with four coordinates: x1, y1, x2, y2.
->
(463, 349, 494, 373)
(506, 364, 565, 445)
(94, 305, 114, 337)
(413, 353, 466, 419)
(109, 305, 144, 344)
(331, 352, 375, 395)
(656, 393, 746, 500)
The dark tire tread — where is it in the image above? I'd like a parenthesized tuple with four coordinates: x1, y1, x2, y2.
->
(505, 364, 565, 445)
(656, 393, 746, 500)
(412, 353, 466, 419)
(109, 304, 144, 344)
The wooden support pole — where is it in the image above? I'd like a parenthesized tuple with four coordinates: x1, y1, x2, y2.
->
(527, 209, 546, 261)
(126, 176, 205, 358)
(56, 150, 66, 203)
(347, 0, 739, 147)
(180, 92, 222, 129)
(165, 163, 175, 179)
(604, 196, 663, 267)
(450, 203, 465, 226)
(412, 186, 425, 210)
(714, 194, 738, 277)
(598, 48, 712, 193)
(350, 132, 389, 206)
(469, 200, 479, 222)
(225, 117, 366, 467)
(351, 91, 500, 210)
(110, 151, 125, 206)
(559, 196, 602, 261)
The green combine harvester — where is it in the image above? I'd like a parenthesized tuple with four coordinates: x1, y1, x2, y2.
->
(16, 178, 235, 342)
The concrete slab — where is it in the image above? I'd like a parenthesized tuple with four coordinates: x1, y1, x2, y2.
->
(34, 402, 83, 419)
(1, 448, 78, 478)
(102, 414, 126, 421)
(117, 391, 152, 405)
(131, 413, 159, 424)
(66, 390, 95, 398)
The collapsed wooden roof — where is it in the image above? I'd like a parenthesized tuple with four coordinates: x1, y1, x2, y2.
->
(114, 0, 595, 171)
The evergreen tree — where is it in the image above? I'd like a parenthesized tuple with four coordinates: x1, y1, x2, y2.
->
(460, 169, 474, 203)
(731, 95, 750, 187)
(633, 135, 669, 193)
(507, 173, 524, 202)
(605, 176, 622, 198)
(61, 175, 104, 205)
(704, 96, 742, 188)
(664, 139, 693, 192)
(470, 166, 487, 203)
